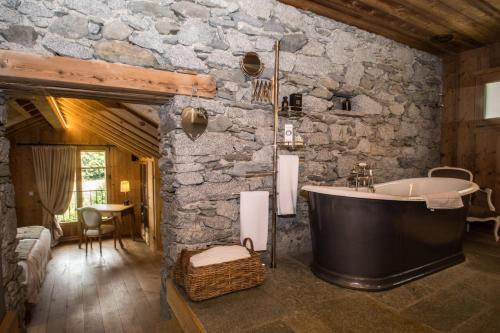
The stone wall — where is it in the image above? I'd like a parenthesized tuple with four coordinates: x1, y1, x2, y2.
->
(0, 95, 24, 319)
(2, 1, 441, 268)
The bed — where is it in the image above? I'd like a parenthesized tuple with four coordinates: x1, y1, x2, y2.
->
(16, 226, 51, 304)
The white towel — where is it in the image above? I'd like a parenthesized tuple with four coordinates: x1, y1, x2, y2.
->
(278, 155, 299, 215)
(240, 191, 269, 251)
(421, 191, 464, 210)
(190, 245, 250, 268)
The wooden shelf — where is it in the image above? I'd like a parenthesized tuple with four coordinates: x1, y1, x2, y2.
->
(278, 110, 304, 119)
(278, 142, 305, 151)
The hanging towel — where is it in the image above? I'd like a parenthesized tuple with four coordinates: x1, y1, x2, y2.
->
(240, 191, 269, 251)
(278, 155, 299, 215)
(421, 191, 464, 210)
(190, 245, 251, 268)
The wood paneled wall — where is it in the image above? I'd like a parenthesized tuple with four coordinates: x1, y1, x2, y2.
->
(7, 121, 142, 238)
(441, 42, 500, 208)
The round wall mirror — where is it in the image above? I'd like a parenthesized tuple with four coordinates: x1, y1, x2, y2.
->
(240, 52, 264, 77)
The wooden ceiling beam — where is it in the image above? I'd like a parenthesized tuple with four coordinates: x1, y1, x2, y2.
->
(66, 119, 146, 158)
(445, 0, 500, 27)
(61, 105, 159, 158)
(60, 106, 158, 156)
(62, 108, 157, 158)
(93, 101, 158, 137)
(280, 0, 449, 54)
(2, 84, 174, 104)
(356, 0, 481, 49)
(280, 0, 500, 54)
(120, 103, 160, 126)
(387, 0, 496, 44)
(58, 99, 159, 149)
(100, 106, 158, 136)
(6, 115, 46, 136)
(30, 96, 67, 129)
(6, 99, 31, 128)
(0, 50, 216, 103)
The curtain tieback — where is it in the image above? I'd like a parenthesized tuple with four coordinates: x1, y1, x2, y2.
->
(38, 200, 55, 216)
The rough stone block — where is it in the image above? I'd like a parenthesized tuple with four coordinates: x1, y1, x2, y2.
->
(95, 40, 157, 67)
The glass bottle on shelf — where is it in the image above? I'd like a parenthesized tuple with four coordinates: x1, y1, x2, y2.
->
(281, 96, 289, 117)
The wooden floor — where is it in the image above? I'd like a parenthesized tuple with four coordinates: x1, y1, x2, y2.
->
(27, 238, 183, 333)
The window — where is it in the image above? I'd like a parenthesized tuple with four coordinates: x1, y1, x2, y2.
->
(484, 81, 500, 119)
(57, 150, 108, 222)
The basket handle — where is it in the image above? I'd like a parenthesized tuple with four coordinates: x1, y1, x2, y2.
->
(242, 238, 254, 251)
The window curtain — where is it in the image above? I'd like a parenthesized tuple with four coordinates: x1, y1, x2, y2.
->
(32, 146, 77, 245)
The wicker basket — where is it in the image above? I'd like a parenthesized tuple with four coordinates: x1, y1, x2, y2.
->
(173, 238, 266, 301)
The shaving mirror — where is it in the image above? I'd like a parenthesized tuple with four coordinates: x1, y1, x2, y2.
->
(240, 52, 264, 77)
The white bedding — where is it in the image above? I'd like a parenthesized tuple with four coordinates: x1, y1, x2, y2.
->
(18, 229, 51, 303)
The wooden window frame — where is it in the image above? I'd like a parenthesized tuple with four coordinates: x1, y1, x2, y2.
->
(474, 66, 500, 127)
(59, 148, 109, 223)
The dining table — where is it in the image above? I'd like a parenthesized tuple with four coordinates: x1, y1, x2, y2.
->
(78, 204, 136, 249)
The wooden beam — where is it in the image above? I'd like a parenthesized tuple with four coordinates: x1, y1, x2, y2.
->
(6, 115, 46, 136)
(95, 101, 159, 136)
(30, 96, 66, 129)
(61, 98, 160, 149)
(61, 107, 158, 157)
(101, 107, 158, 137)
(389, 0, 495, 44)
(280, 0, 449, 54)
(167, 278, 207, 333)
(67, 119, 146, 158)
(120, 103, 160, 126)
(62, 108, 153, 158)
(6, 99, 31, 128)
(0, 50, 216, 103)
(356, 0, 480, 50)
(61, 105, 159, 158)
(47, 96, 69, 128)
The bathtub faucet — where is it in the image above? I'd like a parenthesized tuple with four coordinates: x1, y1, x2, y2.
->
(347, 162, 375, 192)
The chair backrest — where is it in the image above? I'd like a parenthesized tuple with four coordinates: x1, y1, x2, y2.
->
(80, 207, 102, 230)
(428, 166, 473, 181)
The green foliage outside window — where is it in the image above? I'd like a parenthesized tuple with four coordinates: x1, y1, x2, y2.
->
(81, 151, 106, 180)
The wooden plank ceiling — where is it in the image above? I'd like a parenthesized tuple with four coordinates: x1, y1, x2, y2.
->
(6, 97, 160, 158)
(281, 0, 500, 55)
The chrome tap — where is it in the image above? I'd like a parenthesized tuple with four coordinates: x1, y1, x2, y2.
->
(347, 162, 375, 192)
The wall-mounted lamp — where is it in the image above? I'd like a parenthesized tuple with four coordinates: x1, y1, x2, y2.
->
(120, 180, 130, 205)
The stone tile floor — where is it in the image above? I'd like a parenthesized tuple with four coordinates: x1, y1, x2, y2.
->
(183, 229, 500, 333)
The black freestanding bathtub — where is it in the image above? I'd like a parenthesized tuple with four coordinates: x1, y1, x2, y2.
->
(303, 177, 479, 291)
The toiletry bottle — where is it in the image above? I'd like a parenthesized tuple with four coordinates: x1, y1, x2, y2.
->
(342, 98, 347, 110)
(282, 96, 289, 116)
(346, 98, 352, 111)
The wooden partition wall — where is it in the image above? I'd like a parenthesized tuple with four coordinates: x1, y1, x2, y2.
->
(441, 42, 500, 208)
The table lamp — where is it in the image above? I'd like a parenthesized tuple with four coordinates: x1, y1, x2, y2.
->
(120, 180, 130, 205)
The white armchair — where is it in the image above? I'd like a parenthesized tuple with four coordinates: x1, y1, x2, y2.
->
(428, 166, 499, 242)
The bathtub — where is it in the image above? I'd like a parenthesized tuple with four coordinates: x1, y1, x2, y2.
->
(302, 177, 479, 291)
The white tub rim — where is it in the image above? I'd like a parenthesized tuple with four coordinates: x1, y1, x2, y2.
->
(301, 177, 479, 202)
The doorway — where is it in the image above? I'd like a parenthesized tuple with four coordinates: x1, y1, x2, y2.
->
(0, 49, 215, 330)
(139, 158, 161, 252)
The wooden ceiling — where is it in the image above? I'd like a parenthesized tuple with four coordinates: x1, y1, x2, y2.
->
(6, 97, 160, 158)
(281, 0, 500, 55)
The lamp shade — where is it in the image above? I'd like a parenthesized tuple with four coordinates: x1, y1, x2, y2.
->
(120, 180, 130, 193)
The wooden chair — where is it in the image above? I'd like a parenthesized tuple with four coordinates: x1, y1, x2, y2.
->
(80, 207, 117, 255)
(428, 166, 499, 241)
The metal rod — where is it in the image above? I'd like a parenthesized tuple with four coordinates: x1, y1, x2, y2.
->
(271, 40, 280, 269)
(16, 143, 116, 147)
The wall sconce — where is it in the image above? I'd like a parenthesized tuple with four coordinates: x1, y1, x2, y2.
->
(120, 180, 130, 205)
